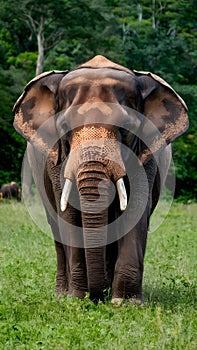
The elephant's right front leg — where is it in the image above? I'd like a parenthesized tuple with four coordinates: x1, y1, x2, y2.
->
(59, 200, 87, 299)
(54, 240, 69, 296)
(69, 247, 88, 298)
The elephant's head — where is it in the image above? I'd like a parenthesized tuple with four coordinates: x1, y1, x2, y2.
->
(13, 55, 188, 211)
(13, 55, 188, 299)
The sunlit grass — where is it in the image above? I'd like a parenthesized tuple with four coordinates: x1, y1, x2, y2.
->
(0, 201, 196, 349)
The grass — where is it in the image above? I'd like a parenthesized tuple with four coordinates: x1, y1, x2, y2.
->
(0, 201, 196, 349)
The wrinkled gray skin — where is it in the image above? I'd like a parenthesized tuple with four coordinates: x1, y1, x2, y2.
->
(13, 56, 188, 303)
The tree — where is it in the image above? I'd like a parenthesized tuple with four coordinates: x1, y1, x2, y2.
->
(0, 0, 196, 199)
(0, 0, 104, 75)
(0, 0, 72, 75)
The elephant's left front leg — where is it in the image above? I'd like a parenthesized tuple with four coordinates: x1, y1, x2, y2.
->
(112, 214, 148, 303)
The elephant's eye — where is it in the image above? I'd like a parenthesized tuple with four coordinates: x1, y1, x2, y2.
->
(114, 85, 126, 104)
(61, 120, 68, 132)
(65, 139, 70, 155)
(67, 86, 77, 105)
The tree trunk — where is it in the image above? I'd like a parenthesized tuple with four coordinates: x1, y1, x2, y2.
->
(152, 0, 156, 29)
(137, 3, 142, 22)
(36, 16, 44, 76)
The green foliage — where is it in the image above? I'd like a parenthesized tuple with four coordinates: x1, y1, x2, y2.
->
(173, 85, 197, 199)
(8, 52, 37, 77)
(0, 0, 196, 199)
(0, 202, 196, 348)
(0, 119, 26, 187)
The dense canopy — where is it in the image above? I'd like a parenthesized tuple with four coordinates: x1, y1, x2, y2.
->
(0, 0, 196, 199)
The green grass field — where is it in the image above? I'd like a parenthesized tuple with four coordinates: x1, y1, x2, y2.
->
(0, 201, 196, 349)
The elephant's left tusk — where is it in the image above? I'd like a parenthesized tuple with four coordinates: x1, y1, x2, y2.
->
(60, 179, 72, 212)
(116, 178, 127, 211)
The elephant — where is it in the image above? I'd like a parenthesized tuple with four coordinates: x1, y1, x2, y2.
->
(0, 184, 11, 199)
(0, 181, 21, 201)
(13, 55, 188, 304)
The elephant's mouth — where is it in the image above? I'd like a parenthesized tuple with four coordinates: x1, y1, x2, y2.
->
(60, 125, 127, 213)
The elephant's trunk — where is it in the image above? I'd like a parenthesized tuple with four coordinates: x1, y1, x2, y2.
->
(77, 162, 111, 301)
(60, 126, 128, 300)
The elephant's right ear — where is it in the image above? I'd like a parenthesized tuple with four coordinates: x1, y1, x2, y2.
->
(13, 70, 68, 154)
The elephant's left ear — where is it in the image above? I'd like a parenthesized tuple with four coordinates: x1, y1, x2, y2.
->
(134, 71, 189, 163)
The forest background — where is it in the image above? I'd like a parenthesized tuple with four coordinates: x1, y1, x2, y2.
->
(0, 0, 196, 200)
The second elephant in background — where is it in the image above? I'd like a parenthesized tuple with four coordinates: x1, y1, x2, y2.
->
(0, 182, 21, 201)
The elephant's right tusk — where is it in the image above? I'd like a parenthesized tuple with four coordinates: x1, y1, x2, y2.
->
(60, 179, 72, 212)
(116, 178, 127, 211)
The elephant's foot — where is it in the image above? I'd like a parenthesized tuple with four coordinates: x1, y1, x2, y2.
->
(111, 297, 123, 306)
(54, 287, 68, 298)
(55, 279, 68, 297)
(70, 289, 86, 299)
(55, 275, 68, 298)
(126, 294, 144, 305)
(111, 294, 144, 306)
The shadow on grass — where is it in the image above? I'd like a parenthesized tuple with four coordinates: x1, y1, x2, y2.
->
(143, 283, 196, 308)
